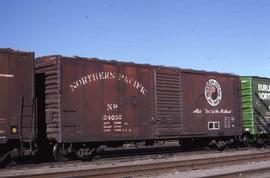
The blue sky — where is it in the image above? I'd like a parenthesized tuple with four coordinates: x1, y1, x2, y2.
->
(0, 0, 269, 77)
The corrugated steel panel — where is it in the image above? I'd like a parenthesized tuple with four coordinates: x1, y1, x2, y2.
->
(240, 77, 255, 134)
(155, 70, 181, 136)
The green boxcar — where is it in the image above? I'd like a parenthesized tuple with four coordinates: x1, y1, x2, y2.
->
(241, 76, 270, 135)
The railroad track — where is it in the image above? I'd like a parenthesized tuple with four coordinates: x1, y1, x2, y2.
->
(1, 149, 270, 178)
(211, 166, 270, 178)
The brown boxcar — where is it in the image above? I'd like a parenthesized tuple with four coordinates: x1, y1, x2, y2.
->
(35, 56, 242, 160)
(35, 56, 155, 144)
(0, 48, 36, 161)
(155, 67, 242, 139)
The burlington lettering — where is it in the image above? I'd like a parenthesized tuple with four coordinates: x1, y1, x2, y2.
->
(258, 83, 270, 100)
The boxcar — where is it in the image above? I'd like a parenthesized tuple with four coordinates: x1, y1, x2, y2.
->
(241, 76, 270, 140)
(0, 48, 36, 162)
(35, 55, 242, 160)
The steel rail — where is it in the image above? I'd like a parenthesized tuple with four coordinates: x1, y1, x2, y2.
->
(2, 150, 270, 178)
(207, 166, 270, 178)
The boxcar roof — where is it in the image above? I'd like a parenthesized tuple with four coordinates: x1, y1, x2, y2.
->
(36, 54, 239, 77)
(0, 48, 34, 55)
(242, 76, 270, 80)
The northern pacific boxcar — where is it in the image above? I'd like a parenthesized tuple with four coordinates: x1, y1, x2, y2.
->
(35, 56, 155, 160)
(241, 76, 270, 143)
(154, 67, 242, 141)
(35, 56, 242, 160)
(180, 70, 242, 136)
(0, 48, 36, 163)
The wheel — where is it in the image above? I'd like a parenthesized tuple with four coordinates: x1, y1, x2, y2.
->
(53, 143, 69, 162)
(75, 147, 97, 160)
(217, 141, 226, 151)
(256, 138, 265, 148)
(179, 139, 193, 150)
(0, 152, 9, 167)
(243, 134, 252, 147)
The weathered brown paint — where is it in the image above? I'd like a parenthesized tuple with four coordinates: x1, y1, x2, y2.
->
(36, 56, 155, 143)
(154, 68, 242, 138)
(0, 48, 35, 144)
(180, 70, 242, 137)
(36, 56, 242, 144)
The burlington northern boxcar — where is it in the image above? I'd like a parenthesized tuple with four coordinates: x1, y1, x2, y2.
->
(0, 49, 36, 163)
(241, 76, 270, 144)
(35, 55, 242, 161)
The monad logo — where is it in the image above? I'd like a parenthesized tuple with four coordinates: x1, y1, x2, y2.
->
(204, 79, 222, 106)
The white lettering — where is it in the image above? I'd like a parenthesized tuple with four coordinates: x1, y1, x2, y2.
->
(103, 114, 122, 121)
(114, 128, 122, 132)
(114, 121, 122, 125)
(193, 109, 202, 114)
(103, 104, 132, 134)
(258, 93, 270, 100)
(0, 74, 14, 78)
(193, 108, 232, 114)
(104, 129, 111, 132)
(70, 72, 148, 95)
(107, 104, 119, 111)
(103, 125, 112, 129)
(258, 84, 270, 92)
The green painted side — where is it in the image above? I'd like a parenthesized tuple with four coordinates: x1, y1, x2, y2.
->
(240, 77, 255, 134)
